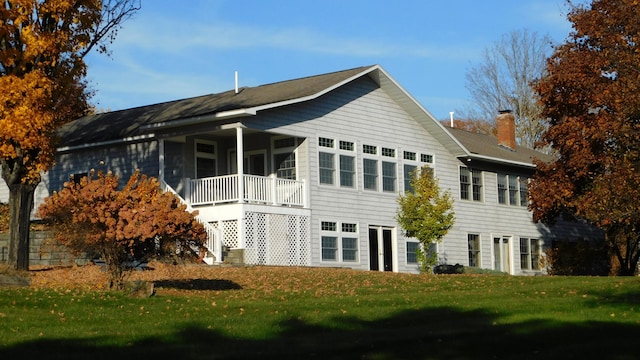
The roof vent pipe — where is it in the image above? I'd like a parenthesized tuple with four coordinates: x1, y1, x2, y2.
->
(235, 71, 239, 94)
(449, 112, 454, 127)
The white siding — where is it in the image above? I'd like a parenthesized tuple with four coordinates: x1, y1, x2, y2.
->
(243, 76, 600, 275)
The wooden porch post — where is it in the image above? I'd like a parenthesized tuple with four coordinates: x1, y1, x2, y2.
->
(236, 127, 244, 203)
(158, 139, 165, 183)
(236, 127, 246, 249)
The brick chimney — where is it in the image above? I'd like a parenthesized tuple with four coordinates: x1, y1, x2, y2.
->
(496, 110, 516, 151)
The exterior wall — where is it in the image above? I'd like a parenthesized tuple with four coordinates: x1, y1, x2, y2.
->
(48, 140, 160, 197)
(244, 76, 458, 273)
(240, 76, 602, 275)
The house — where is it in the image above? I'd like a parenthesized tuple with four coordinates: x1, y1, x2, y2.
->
(0, 65, 601, 274)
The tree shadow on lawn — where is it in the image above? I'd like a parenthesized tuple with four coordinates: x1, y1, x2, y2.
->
(2, 305, 639, 360)
(153, 278, 242, 291)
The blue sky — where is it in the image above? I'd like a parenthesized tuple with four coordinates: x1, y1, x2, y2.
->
(84, 0, 585, 121)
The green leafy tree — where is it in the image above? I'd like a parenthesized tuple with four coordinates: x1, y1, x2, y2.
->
(530, 0, 640, 275)
(397, 166, 455, 273)
(38, 170, 207, 289)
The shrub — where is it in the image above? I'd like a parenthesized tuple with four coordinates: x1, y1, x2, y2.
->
(38, 170, 207, 289)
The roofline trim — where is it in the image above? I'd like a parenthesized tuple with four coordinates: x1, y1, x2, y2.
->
(247, 65, 381, 113)
(462, 154, 536, 168)
(140, 109, 257, 131)
(57, 133, 156, 153)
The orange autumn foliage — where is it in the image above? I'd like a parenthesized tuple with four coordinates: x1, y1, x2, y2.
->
(530, 0, 640, 275)
(0, 0, 140, 270)
(38, 170, 207, 289)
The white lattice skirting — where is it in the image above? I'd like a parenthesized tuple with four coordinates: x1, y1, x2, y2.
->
(236, 212, 311, 266)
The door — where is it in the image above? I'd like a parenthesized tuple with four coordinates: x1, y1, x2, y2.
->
(229, 150, 266, 175)
(369, 226, 394, 272)
(369, 228, 379, 271)
(493, 236, 511, 273)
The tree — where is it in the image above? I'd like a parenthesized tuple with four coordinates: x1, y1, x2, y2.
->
(530, 0, 640, 275)
(0, 1, 140, 270)
(463, 29, 552, 149)
(38, 170, 207, 289)
(397, 166, 455, 273)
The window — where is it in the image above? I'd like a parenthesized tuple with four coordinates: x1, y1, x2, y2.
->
(497, 174, 507, 204)
(319, 137, 334, 148)
(273, 137, 297, 180)
(460, 167, 482, 201)
(195, 140, 217, 178)
(403, 150, 427, 193)
(363, 144, 377, 155)
(421, 154, 433, 164)
(319, 137, 355, 188)
(520, 238, 540, 270)
(322, 236, 338, 261)
(342, 237, 358, 261)
(321, 221, 359, 262)
(382, 147, 395, 157)
(403, 164, 417, 193)
(382, 161, 396, 192)
(403, 151, 416, 161)
(339, 155, 355, 188)
(275, 152, 296, 179)
(319, 152, 335, 185)
(362, 144, 399, 193)
(70, 172, 89, 185)
(519, 179, 529, 207)
(339, 140, 354, 151)
(509, 176, 519, 205)
(363, 158, 378, 190)
(497, 173, 529, 207)
(468, 234, 480, 267)
(406, 241, 419, 264)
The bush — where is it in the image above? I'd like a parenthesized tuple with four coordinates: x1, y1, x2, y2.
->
(433, 264, 464, 274)
(544, 239, 610, 276)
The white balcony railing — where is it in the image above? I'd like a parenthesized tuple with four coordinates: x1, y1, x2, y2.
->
(186, 174, 306, 207)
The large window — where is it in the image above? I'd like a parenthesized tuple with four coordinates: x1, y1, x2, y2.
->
(497, 173, 529, 207)
(468, 234, 481, 267)
(321, 221, 359, 262)
(363, 144, 399, 193)
(520, 237, 541, 270)
(460, 167, 482, 201)
(318, 137, 355, 188)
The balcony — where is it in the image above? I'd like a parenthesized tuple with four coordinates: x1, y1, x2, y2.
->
(185, 174, 307, 207)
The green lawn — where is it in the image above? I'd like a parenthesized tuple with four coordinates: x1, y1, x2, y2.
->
(1, 267, 639, 359)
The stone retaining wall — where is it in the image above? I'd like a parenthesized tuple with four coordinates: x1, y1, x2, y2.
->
(0, 232, 91, 266)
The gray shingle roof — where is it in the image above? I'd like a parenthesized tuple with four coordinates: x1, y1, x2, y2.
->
(59, 65, 375, 147)
(446, 127, 552, 166)
(58, 64, 550, 169)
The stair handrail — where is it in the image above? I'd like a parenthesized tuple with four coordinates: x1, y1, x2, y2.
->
(160, 180, 222, 264)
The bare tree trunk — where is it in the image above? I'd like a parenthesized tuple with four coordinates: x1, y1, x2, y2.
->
(7, 183, 36, 270)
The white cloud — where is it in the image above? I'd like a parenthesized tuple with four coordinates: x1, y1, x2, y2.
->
(112, 14, 474, 61)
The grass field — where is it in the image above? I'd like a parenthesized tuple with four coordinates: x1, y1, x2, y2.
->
(1, 264, 639, 359)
